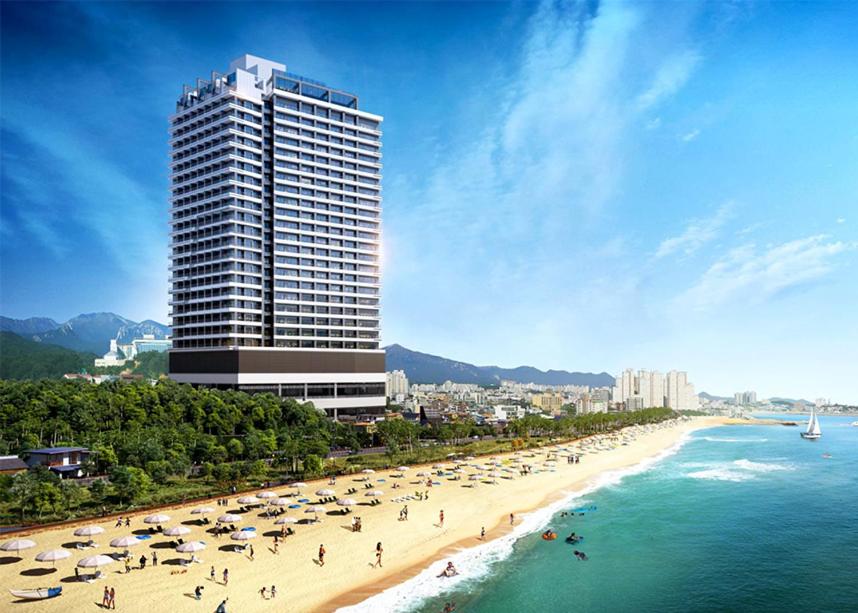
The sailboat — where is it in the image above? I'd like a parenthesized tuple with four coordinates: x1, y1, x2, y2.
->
(800, 408, 822, 440)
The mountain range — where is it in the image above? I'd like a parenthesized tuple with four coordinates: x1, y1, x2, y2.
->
(0, 313, 170, 355)
(385, 343, 614, 387)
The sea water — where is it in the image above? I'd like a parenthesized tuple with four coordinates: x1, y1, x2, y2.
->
(341, 416, 858, 613)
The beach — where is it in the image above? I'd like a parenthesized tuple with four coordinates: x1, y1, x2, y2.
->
(0, 417, 728, 612)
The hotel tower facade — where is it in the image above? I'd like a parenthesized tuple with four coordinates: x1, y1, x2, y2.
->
(168, 55, 385, 419)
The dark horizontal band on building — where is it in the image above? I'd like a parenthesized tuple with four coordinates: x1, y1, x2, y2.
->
(169, 349, 385, 374)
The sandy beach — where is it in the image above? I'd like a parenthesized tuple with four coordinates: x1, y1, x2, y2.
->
(0, 417, 729, 612)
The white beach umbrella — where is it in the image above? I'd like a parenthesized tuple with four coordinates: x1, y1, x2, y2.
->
(190, 507, 214, 515)
(176, 541, 206, 553)
(488, 471, 502, 478)
(0, 539, 35, 553)
(365, 490, 384, 497)
(257, 491, 277, 500)
(305, 505, 326, 521)
(237, 496, 260, 505)
(110, 536, 140, 548)
(73, 526, 104, 537)
(360, 469, 375, 474)
(464, 456, 475, 461)
(315, 489, 336, 497)
(35, 548, 70, 567)
(271, 498, 291, 507)
(469, 474, 483, 481)
(217, 514, 242, 524)
(416, 471, 430, 477)
(274, 516, 298, 525)
(336, 498, 357, 507)
(144, 513, 170, 524)
(163, 526, 191, 537)
(290, 482, 307, 490)
(395, 466, 409, 472)
(432, 464, 445, 469)
(230, 531, 256, 541)
(77, 554, 114, 568)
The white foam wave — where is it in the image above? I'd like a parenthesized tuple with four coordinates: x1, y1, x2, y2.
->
(337, 433, 693, 613)
(687, 468, 753, 482)
(732, 459, 792, 472)
(699, 436, 768, 443)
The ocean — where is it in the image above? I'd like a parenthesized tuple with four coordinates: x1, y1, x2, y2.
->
(342, 415, 858, 613)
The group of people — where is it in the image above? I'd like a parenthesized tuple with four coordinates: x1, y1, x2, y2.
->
(216, 498, 230, 507)
(113, 516, 131, 528)
(566, 455, 580, 464)
(259, 585, 278, 599)
(350, 516, 363, 532)
(100, 586, 116, 609)
(210, 566, 229, 585)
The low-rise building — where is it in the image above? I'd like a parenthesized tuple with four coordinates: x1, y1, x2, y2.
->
(0, 455, 27, 475)
(24, 447, 91, 479)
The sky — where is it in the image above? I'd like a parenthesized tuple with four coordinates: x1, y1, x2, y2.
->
(1, 1, 856, 402)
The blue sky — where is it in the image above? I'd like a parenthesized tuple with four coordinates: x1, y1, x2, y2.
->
(1, 1, 856, 402)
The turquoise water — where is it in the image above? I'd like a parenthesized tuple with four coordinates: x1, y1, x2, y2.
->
(384, 416, 858, 613)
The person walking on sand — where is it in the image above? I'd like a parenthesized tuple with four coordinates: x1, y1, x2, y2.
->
(152, 551, 158, 566)
(273, 539, 279, 555)
(109, 587, 115, 610)
(102, 586, 110, 608)
(374, 542, 383, 568)
(194, 585, 204, 600)
(481, 527, 485, 540)
(318, 544, 326, 566)
(215, 598, 228, 613)
(260, 586, 267, 599)
(439, 510, 444, 528)
(510, 513, 515, 526)
(210, 566, 215, 582)
(223, 568, 229, 586)
(249, 544, 254, 560)
(271, 585, 276, 598)
(124, 558, 131, 574)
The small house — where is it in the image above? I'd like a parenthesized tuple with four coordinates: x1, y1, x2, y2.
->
(24, 447, 91, 478)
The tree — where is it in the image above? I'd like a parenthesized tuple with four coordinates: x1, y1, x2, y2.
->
(60, 480, 90, 515)
(303, 454, 323, 476)
(109, 465, 153, 505)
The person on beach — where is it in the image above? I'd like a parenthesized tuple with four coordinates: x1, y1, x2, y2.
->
(510, 513, 515, 526)
(260, 586, 268, 599)
(271, 585, 277, 598)
(124, 558, 131, 574)
(481, 527, 485, 540)
(194, 585, 204, 600)
(139, 554, 147, 569)
(439, 510, 444, 528)
(102, 586, 110, 607)
(216, 598, 228, 613)
(115, 517, 123, 528)
(318, 544, 326, 566)
(152, 551, 158, 566)
(374, 542, 383, 568)
(125, 517, 130, 527)
(249, 544, 254, 560)
(273, 539, 279, 554)
(210, 566, 215, 582)
(109, 587, 116, 609)
(223, 568, 229, 585)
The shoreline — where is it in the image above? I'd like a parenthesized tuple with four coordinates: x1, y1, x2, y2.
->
(0, 417, 731, 612)
(322, 417, 719, 612)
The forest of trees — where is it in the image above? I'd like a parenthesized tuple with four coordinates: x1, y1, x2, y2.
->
(0, 378, 677, 524)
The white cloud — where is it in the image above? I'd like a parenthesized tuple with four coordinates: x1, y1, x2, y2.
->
(677, 235, 856, 310)
(655, 202, 734, 259)
(645, 117, 662, 130)
(636, 50, 701, 110)
(681, 128, 701, 142)
(836, 217, 846, 224)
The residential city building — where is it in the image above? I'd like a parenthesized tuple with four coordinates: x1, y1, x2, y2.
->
(167, 54, 385, 419)
(385, 369, 409, 402)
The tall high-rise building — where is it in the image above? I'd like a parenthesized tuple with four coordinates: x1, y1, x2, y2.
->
(385, 370, 409, 400)
(168, 55, 385, 419)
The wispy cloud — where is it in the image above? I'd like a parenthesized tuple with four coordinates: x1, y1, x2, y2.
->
(655, 202, 734, 259)
(636, 50, 701, 110)
(681, 128, 701, 142)
(836, 217, 846, 224)
(676, 235, 856, 310)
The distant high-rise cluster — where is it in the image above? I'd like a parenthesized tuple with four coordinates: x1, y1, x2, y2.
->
(612, 369, 698, 411)
(734, 391, 757, 405)
(385, 370, 409, 402)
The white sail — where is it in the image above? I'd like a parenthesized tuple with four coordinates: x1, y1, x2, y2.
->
(805, 410, 815, 435)
(810, 411, 821, 436)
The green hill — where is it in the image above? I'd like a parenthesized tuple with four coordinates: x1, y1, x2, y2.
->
(0, 332, 96, 379)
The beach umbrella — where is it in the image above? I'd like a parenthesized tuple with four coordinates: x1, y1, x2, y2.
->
(432, 464, 444, 469)
(257, 491, 277, 500)
(290, 482, 307, 491)
(110, 536, 140, 548)
(217, 514, 242, 524)
(77, 554, 114, 568)
(469, 474, 483, 481)
(360, 468, 375, 474)
(488, 471, 501, 477)
(163, 526, 191, 537)
(190, 507, 214, 515)
(365, 490, 384, 497)
(336, 498, 357, 507)
(73, 526, 104, 537)
(305, 506, 326, 522)
(271, 498, 291, 507)
(35, 548, 70, 567)
(464, 456, 475, 461)
(237, 496, 260, 506)
(416, 471, 430, 477)
(274, 516, 298, 525)
(395, 466, 409, 472)
(0, 539, 35, 553)
(315, 489, 336, 497)
(144, 513, 170, 525)
(176, 541, 206, 553)
(230, 531, 256, 541)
